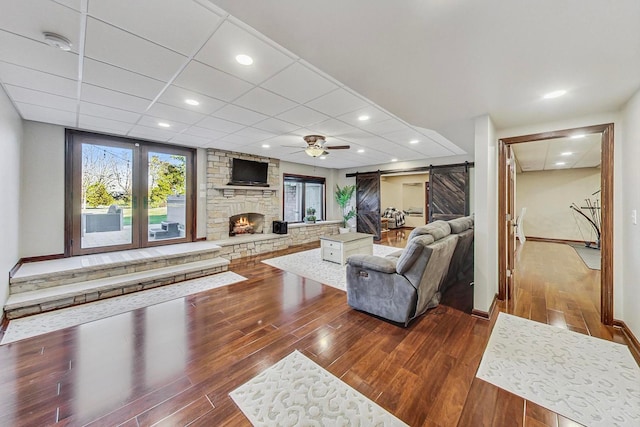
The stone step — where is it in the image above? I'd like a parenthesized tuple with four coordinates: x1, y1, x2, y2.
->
(5, 257, 230, 320)
(10, 241, 223, 293)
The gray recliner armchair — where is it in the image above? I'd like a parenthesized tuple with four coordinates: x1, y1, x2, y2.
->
(345, 221, 459, 326)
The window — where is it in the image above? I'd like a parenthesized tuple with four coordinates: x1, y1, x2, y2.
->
(283, 174, 326, 222)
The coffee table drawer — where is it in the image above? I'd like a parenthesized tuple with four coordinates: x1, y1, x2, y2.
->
(322, 247, 341, 263)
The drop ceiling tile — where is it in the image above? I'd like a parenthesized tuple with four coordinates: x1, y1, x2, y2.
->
(262, 63, 338, 104)
(83, 58, 165, 100)
(338, 107, 392, 127)
(16, 102, 77, 127)
(0, 61, 77, 98)
(232, 127, 277, 143)
(409, 140, 456, 158)
(212, 104, 267, 126)
(197, 115, 246, 133)
(417, 127, 466, 155)
(311, 119, 359, 137)
(79, 102, 141, 123)
(52, 0, 81, 12)
(183, 126, 227, 140)
(252, 117, 300, 134)
(84, 18, 186, 82)
(128, 125, 177, 142)
(78, 115, 135, 134)
(306, 88, 368, 117)
(5, 85, 77, 112)
(360, 118, 409, 135)
(169, 133, 211, 147)
(88, 0, 221, 55)
(156, 85, 226, 115)
(81, 83, 150, 113)
(146, 103, 206, 125)
(383, 128, 428, 145)
(233, 87, 297, 116)
(204, 140, 249, 151)
(137, 116, 189, 133)
(0, 2, 80, 53)
(196, 20, 294, 84)
(218, 133, 253, 145)
(173, 61, 253, 102)
(276, 106, 328, 127)
(0, 30, 78, 79)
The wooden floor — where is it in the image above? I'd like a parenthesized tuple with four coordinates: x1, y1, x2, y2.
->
(0, 237, 632, 426)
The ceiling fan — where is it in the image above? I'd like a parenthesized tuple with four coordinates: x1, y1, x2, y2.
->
(287, 135, 351, 157)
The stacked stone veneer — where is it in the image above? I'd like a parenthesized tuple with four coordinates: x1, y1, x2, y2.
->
(207, 149, 281, 241)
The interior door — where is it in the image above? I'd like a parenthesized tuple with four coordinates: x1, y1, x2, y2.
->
(506, 145, 516, 299)
(356, 172, 381, 239)
(429, 165, 469, 222)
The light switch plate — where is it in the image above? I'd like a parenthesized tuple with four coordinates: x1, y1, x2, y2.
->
(632, 209, 637, 225)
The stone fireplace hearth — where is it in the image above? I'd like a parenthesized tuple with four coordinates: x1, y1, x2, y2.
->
(229, 213, 264, 236)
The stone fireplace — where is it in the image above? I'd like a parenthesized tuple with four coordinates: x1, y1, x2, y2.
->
(229, 213, 264, 236)
(207, 150, 280, 241)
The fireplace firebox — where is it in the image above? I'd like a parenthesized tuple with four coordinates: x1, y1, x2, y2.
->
(229, 213, 264, 236)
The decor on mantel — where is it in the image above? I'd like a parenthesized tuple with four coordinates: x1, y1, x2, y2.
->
(335, 184, 356, 233)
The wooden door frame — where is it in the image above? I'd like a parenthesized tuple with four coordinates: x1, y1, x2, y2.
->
(498, 123, 614, 324)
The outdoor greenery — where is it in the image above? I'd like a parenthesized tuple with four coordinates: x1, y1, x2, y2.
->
(305, 207, 317, 223)
(85, 181, 115, 208)
(148, 155, 186, 208)
(335, 184, 356, 228)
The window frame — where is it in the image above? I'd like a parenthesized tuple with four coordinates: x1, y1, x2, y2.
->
(282, 173, 326, 223)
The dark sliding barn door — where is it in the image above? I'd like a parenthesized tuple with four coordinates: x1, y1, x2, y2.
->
(429, 164, 469, 222)
(356, 171, 381, 239)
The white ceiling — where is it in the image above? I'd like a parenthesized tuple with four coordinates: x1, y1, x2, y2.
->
(511, 133, 602, 172)
(1, 1, 639, 169)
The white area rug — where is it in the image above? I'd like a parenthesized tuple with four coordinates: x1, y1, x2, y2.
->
(230, 350, 407, 426)
(1, 271, 246, 345)
(477, 313, 640, 427)
(262, 244, 399, 291)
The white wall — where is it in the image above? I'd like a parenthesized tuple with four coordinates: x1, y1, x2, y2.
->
(621, 88, 640, 341)
(516, 168, 601, 242)
(21, 122, 65, 257)
(0, 87, 23, 314)
(496, 111, 624, 320)
(474, 115, 498, 312)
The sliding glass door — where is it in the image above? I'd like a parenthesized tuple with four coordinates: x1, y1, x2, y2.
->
(66, 130, 194, 256)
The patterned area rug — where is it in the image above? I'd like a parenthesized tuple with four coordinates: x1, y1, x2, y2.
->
(477, 313, 640, 427)
(262, 244, 399, 291)
(230, 350, 407, 426)
(1, 271, 246, 345)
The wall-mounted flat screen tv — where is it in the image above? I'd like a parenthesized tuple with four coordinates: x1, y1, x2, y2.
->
(229, 158, 269, 187)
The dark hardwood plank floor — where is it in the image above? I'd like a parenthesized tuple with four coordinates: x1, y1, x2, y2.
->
(0, 237, 632, 426)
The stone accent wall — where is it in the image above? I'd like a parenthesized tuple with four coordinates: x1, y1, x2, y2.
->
(216, 222, 341, 260)
(207, 149, 280, 241)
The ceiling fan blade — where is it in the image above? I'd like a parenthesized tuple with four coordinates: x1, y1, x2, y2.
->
(325, 145, 350, 150)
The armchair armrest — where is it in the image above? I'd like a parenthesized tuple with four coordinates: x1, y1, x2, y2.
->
(346, 255, 397, 274)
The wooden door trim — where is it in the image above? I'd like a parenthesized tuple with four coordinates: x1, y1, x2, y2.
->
(498, 123, 614, 324)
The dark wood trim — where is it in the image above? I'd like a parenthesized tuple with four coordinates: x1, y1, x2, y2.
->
(526, 236, 597, 246)
(498, 141, 508, 300)
(194, 237, 207, 242)
(9, 261, 21, 278)
(499, 123, 614, 325)
(345, 161, 474, 178)
(613, 320, 640, 365)
(472, 293, 497, 320)
(19, 254, 65, 264)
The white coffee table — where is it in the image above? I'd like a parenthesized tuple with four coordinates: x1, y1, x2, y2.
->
(320, 232, 374, 265)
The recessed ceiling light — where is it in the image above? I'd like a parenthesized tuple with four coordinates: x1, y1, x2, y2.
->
(235, 54, 253, 66)
(262, 144, 270, 148)
(555, 161, 566, 166)
(157, 122, 171, 128)
(358, 115, 370, 121)
(543, 90, 567, 99)
(391, 158, 398, 162)
(409, 139, 419, 144)
(561, 151, 573, 156)
(185, 99, 199, 106)
(570, 134, 585, 139)
(357, 149, 365, 153)
(43, 32, 72, 51)
(319, 156, 327, 160)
